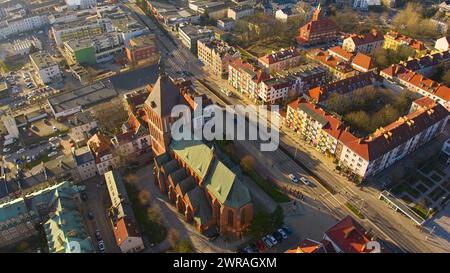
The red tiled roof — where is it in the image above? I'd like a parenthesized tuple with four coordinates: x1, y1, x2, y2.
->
(398, 71, 450, 102)
(113, 217, 141, 246)
(307, 49, 353, 73)
(325, 216, 372, 253)
(285, 239, 326, 253)
(346, 30, 384, 46)
(351, 52, 374, 72)
(258, 47, 301, 65)
(380, 64, 407, 78)
(328, 46, 353, 62)
(413, 96, 435, 108)
(385, 31, 426, 51)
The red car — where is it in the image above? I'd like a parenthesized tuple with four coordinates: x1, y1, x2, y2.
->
(255, 239, 266, 252)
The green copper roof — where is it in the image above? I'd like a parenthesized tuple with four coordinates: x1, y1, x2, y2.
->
(204, 160, 251, 209)
(170, 140, 214, 180)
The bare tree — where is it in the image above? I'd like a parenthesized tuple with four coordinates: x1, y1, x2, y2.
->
(138, 190, 151, 206)
(92, 98, 128, 135)
(167, 228, 180, 249)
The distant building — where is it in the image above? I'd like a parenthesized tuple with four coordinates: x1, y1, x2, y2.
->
(0, 15, 48, 40)
(297, 4, 337, 46)
(126, 33, 159, 66)
(65, 0, 97, 10)
(217, 18, 235, 31)
(0, 105, 19, 140)
(275, 7, 302, 22)
(51, 18, 104, 46)
(258, 47, 303, 74)
(105, 170, 145, 253)
(353, 0, 381, 11)
(383, 31, 427, 58)
(342, 30, 384, 55)
(227, 5, 254, 20)
(435, 36, 450, 52)
(197, 38, 241, 78)
(29, 52, 62, 85)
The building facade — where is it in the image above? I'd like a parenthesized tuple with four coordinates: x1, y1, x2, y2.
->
(197, 38, 241, 78)
(342, 30, 384, 55)
(297, 4, 337, 46)
(258, 47, 303, 74)
(29, 52, 62, 85)
(383, 31, 428, 58)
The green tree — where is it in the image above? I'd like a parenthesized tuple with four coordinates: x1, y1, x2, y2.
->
(175, 239, 193, 253)
(442, 70, 450, 86)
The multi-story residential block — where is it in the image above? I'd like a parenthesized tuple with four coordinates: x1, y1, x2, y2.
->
(65, 0, 97, 10)
(308, 72, 382, 103)
(382, 67, 450, 110)
(178, 25, 214, 53)
(277, 64, 327, 96)
(258, 47, 303, 74)
(383, 31, 428, 58)
(227, 5, 254, 20)
(29, 52, 62, 85)
(258, 77, 294, 104)
(342, 30, 384, 55)
(51, 18, 103, 46)
(435, 36, 450, 52)
(126, 33, 159, 66)
(297, 4, 337, 46)
(105, 170, 145, 253)
(0, 15, 48, 40)
(217, 18, 235, 31)
(228, 58, 270, 97)
(197, 38, 241, 78)
(64, 32, 124, 65)
(286, 98, 449, 179)
(87, 133, 120, 175)
(68, 110, 98, 142)
(73, 146, 97, 181)
(306, 49, 357, 80)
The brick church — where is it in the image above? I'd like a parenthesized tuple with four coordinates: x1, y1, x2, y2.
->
(297, 4, 337, 46)
(144, 66, 253, 238)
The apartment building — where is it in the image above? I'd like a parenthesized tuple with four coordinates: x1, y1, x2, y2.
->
(29, 52, 62, 85)
(384, 31, 427, 58)
(258, 77, 294, 104)
(286, 98, 449, 178)
(258, 47, 303, 74)
(197, 38, 241, 78)
(0, 15, 48, 39)
(217, 18, 235, 31)
(73, 146, 97, 181)
(68, 110, 98, 142)
(65, 0, 97, 10)
(306, 49, 357, 80)
(277, 64, 327, 96)
(126, 33, 159, 66)
(228, 58, 270, 97)
(87, 133, 120, 175)
(227, 5, 254, 20)
(381, 65, 450, 109)
(178, 25, 213, 53)
(342, 30, 384, 54)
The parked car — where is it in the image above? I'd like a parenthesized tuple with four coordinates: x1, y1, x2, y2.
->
(49, 136, 58, 142)
(281, 226, 292, 235)
(277, 228, 288, 240)
(266, 234, 278, 245)
(288, 174, 299, 183)
(272, 231, 283, 242)
(29, 143, 38, 149)
(262, 236, 274, 248)
(47, 151, 58, 157)
(94, 230, 102, 241)
(17, 148, 26, 154)
(2, 147, 11, 153)
(52, 126, 58, 132)
(300, 176, 311, 186)
(98, 240, 105, 253)
(255, 239, 266, 252)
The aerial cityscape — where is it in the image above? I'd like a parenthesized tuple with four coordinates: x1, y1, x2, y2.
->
(0, 0, 449, 257)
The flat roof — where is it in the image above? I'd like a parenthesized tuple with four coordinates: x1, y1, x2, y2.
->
(30, 52, 57, 69)
(48, 82, 118, 114)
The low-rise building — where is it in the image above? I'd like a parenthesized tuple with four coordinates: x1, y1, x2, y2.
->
(384, 31, 427, 58)
(105, 170, 145, 253)
(217, 18, 235, 31)
(258, 47, 303, 74)
(29, 52, 62, 85)
(227, 5, 254, 20)
(342, 30, 384, 55)
(126, 33, 159, 66)
(306, 49, 357, 80)
(73, 146, 97, 181)
(178, 25, 214, 53)
(51, 17, 104, 46)
(65, 0, 97, 10)
(197, 38, 240, 78)
(275, 7, 303, 22)
(68, 110, 98, 142)
(435, 36, 450, 52)
(297, 4, 337, 46)
(0, 15, 48, 40)
(87, 133, 120, 175)
(350, 52, 376, 73)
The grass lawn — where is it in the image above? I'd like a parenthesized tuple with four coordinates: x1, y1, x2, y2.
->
(345, 202, 365, 219)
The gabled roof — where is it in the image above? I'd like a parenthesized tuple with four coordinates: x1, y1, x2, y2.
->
(144, 74, 182, 117)
(113, 216, 141, 246)
(204, 160, 251, 208)
(258, 47, 301, 65)
(170, 139, 214, 180)
(345, 30, 384, 46)
(325, 216, 372, 253)
(351, 52, 374, 72)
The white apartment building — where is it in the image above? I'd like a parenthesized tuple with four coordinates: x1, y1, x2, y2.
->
(258, 77, 293, 104)
(73, 146, 97, 181)
(65, 0, 97, 10)
(29, 52, 62, 85)
(227, 5, 254, 20)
